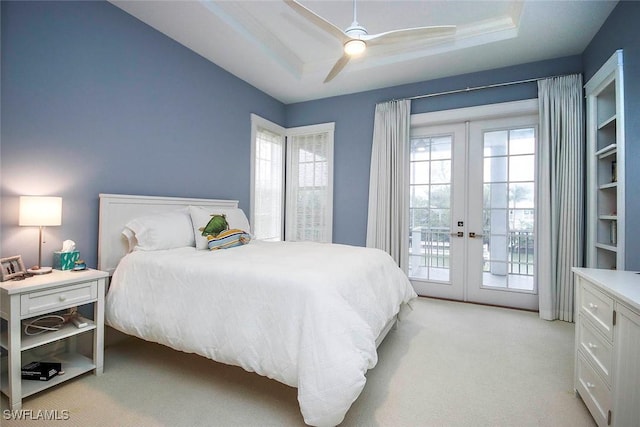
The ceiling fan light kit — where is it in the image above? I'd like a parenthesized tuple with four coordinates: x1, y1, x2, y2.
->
(285, 0, 455, 83)
(344, 39, 366, 56)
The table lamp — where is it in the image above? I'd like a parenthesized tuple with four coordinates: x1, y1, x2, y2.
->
(19, 196, 62, 274)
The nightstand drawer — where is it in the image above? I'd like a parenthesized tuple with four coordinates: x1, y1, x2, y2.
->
(20, 281, 98, 316)
(578, 315, 613, 385)
(579, 280, 615, 341)
(576, 353, 611, 427)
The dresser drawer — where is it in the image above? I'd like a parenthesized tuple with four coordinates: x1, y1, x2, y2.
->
(21, 281, 98, 317)
(576, 353, 611, 427)
(579, 280, 615, 341)
(578, 315, 613, 385)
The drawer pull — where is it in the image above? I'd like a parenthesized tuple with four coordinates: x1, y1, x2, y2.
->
(586, 382, 596, 389)
(587, 342, 598, 350)
(59, 295, 67, 302)
(588, 303, 598, 310)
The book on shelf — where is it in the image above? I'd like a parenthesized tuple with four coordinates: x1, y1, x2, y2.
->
(21, 361, 62, 381)
(610, 220, 617, 245)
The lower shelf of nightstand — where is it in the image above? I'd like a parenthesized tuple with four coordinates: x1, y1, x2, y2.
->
(1, 352, 96, 399)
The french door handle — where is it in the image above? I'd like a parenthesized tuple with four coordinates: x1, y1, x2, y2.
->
(469, 232, 484, 238)
(450, 232, 464, 237)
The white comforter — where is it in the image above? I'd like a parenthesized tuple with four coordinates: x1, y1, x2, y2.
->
(105, 241, 416, 426)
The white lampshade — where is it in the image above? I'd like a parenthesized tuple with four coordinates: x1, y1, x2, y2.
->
(19, 196, 62, 226)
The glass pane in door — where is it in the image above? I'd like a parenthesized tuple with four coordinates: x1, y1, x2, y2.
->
(482, 128, 535, 291)
(409, 136, 452, 282)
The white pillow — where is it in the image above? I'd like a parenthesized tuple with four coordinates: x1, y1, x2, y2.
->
(124, 207, 195, 251)
(122, 227, 138, 253)
(189, 205, 251, 250)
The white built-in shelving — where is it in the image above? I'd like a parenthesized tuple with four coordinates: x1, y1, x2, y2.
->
(585, 49, 625, 270)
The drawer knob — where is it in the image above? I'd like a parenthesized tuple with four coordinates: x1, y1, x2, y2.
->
(586, 382, 596, 389)
(588, 303, 598, 310)
(588, 342, 598, 350)
(59, 295, 67, 302)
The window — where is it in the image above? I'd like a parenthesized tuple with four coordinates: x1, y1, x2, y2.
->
(251, 116, 285, 241)
(286, 127, 334, 242)
(250, 114, 334, 242)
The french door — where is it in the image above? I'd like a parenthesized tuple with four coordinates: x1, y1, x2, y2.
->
(409, 101, 539, 310)
(409, 123, 466, 300)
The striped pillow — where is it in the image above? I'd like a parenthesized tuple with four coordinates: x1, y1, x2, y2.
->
(207, 229, 251, 251)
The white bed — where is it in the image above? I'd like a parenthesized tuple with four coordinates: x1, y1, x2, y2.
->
(98, 194, 417, 426)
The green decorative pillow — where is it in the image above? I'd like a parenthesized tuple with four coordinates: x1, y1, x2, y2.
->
(199, 214, 228, 239)
(189, 206, 251, 250)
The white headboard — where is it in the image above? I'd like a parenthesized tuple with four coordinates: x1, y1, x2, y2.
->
(98, 194, 239, 275)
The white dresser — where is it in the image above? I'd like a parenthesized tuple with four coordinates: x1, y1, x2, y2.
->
(572, 268, 640, 427)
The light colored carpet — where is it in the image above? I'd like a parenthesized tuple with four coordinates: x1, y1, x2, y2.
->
(1, 297, 596, 426)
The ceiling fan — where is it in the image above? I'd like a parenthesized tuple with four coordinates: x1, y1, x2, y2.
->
(284, 0, 456, 83)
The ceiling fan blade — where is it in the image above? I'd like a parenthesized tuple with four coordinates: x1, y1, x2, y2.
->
(284, 0, 350, 43)
(364, 25, 456, 46)
(324, 54, 351, 83)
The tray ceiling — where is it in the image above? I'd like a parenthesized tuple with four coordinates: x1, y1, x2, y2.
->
(111, 0, 618, 103)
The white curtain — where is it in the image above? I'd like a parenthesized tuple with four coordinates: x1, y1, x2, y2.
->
(537, 74, 584, 321)
(366, 99, 411, 269)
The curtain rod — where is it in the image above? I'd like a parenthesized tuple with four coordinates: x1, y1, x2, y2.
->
(390, 73, 576, 102)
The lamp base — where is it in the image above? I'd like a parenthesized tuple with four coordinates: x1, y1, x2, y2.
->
(28, 266, 53, 275)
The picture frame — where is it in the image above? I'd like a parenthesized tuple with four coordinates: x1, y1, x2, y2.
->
(1, 255, 27, 281)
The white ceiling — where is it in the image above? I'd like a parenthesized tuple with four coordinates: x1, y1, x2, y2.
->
(111, 0, 618, 104)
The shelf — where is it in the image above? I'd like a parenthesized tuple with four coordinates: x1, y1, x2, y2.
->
(599, 215, 618, 220)
(595, 243, 617, 252)
(599, 182, 617, 190)
(0, 318, 95, 352)
(597, 114, 616, 130)
(22, 320, 95, 351)
(595, 143, 617, 158)
(0, 352, 95, 398)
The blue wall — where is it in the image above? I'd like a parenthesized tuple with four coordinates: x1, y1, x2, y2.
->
(583, 1, 640, 270)
(1, 1, 285, 268)
(2, 0, 637, 270)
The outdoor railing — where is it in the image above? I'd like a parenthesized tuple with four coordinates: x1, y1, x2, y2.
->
(409, 227, 450, 269)
(409, 228, 534, 276)
(508, 230, 534, 275)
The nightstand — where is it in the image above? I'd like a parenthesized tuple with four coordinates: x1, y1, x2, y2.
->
(0, 269, 108, 410)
